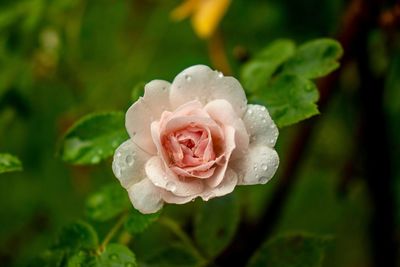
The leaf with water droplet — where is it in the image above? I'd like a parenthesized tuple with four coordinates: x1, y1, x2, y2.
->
(67, 244, 137, 267)
(86, 183, 130, 222)
(52, 221, 99, 252)
(0, 153, 22, 174)
(59, 112, 128, 165)
(282, 38, 343, 79)
(124, 208, 160, 234)
(194, 194, 239, 258)
(247, 233, 332, 267)
(253, 75, 319, 128)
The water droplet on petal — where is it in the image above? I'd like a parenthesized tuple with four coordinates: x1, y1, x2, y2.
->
(262, 119, 267, 123)
(261, 164, 268, 171)
(259, 176, 268, 184)
(166, 181, 176, 192)
(125, 155, 134, 166)
(248, 109, 253, 115)
(185, 74, 192, 81)
(218, 72, 224, 78)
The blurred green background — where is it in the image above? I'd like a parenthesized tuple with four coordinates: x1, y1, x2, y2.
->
(0, 0, 399, 266)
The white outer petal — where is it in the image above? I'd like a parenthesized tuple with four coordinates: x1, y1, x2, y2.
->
(126, 80, 171, 154)
(243, 104, 278, 148)
(169, 65, 247, 117)
(112, 139, 151, 189)
(127, 178, 164, 214)
(201, 168, 238, 201)
(231, 145, 279, 185)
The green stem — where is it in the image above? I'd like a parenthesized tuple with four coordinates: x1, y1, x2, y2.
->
(158, 217, 208, 265)
(98, 212, 128, 253)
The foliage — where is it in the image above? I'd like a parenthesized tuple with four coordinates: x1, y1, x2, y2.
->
(241, 38, 343, 127)
(247, 233, 331, 267)
(59, 112, 128, 165)
(0, 153, 22, 173)
(0, 0, 398, 267)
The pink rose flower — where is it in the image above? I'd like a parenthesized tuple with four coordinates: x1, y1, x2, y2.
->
(113, 65, 279, 214)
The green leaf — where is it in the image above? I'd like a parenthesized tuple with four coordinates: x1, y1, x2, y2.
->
(53, 221, 99, 251)
(194, 194, 240, 258)
(145, 243, 204, 267)
(0, 153, 22, 174)
(86, 183, 130, 222)
(59, 112, 128, 165)
(283, 38, 343, 79)
(255, 75, 319, 128)
(247, 233, 331, 267)
(28, 250, 65, 267)
(241, 39, 296, 93)
(124, 208, 160, 234)
(68, 244, 137, 267)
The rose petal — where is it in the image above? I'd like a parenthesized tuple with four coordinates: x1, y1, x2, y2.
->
(206, 125, 236, 187)
(170, 65, 247, 117)
(126, 80, 171, 154)
(201, 168, 238, 201)
(112, 140, 151, 189)
(145, 156, 204, 197)
(242, 104, 278, 148)
(231, 145, 279, 185)
(164, 116, 223, 139)
(161, 190, 196, 204)
(127, 178, 164, 214)
(204, 99, 249, 160)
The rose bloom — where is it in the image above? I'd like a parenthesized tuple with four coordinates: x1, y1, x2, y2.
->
(113, 65, 279, 214)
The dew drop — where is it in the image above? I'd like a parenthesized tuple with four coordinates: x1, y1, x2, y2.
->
(248, 109, 253, 115)
(185, 74, 192, 81)
(166, 181, 177, 192)
(112, 140, 119, 148)
(262, 119, 267, 123)
(125, 155, 134, 166)
(91, 155, 100, 163)
(217, 72, 224, 78)
(261, 164, 268, 171)
(109, 253, 119, 260)
(269, 139, 275, 145)
(259, 176, 268, 184)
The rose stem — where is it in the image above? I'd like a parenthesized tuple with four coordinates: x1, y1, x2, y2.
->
(98, 212, 129, 253)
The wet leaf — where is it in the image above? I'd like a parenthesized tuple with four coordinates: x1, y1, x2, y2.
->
(59, 112, 127, 165)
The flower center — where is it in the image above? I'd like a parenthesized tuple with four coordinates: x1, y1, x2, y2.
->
(163, 126, 216, 169)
